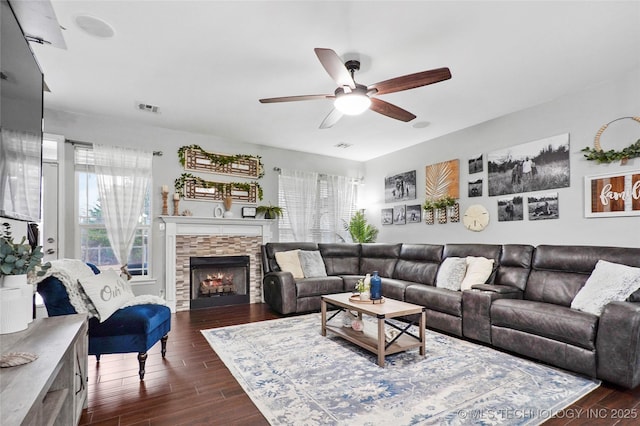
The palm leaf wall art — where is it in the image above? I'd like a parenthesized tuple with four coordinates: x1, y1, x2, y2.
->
(425, 159, 460, 199)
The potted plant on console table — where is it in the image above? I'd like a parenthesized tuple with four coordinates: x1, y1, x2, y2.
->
(0, 222, 50, 333)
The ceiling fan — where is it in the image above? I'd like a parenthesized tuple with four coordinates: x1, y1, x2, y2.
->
(259, 48, 451, 129)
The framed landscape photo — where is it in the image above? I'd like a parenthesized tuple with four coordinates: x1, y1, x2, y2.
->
(468, 178, 483, 197)
(385, 170, 417, 202)
(488, 133, 570, 196)
(528, 192, 559, 220)
(498, 196, 523, 222)
(468, 154, 483, 174)
(584, 170, 640, 218)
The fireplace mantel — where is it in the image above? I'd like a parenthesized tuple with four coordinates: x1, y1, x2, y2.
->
(160, 216, 274, 312)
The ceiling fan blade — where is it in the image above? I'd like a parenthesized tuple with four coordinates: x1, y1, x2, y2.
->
(319, 108, 343, 129)
(259, 94, 332, 103)
(370, 98, 416, 122)
(368, 67, 451, 95)
(314, 48, 355, 89)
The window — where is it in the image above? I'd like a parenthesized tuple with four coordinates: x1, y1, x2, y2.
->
(278, 170, 359, 243)
(75, 146, 151, 276)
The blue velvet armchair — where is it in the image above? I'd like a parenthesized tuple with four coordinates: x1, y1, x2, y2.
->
(36, 264, 171, 380)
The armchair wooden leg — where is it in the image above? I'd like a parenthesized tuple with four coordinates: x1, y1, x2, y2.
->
(137, 352, 147, 380)
(161, 334, 168, 358)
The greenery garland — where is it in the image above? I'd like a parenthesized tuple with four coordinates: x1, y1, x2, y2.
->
(423, 196, 457, 210)
(581, 140, 640, 164)
(177, 145, 264, 178)
(174, 173, 263, 201)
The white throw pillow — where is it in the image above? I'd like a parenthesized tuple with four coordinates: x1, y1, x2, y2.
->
(78, 269, 136, 322)
(460, 256, 495, 291)
(275, 250, 304, 279)
(571, 260, 640, 316)
(436, 257, 468, 291)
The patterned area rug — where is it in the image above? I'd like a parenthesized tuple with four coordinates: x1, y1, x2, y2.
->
(201, 313, 599, 425)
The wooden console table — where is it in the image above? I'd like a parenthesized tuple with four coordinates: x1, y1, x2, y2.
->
(0, 314, 88, 425)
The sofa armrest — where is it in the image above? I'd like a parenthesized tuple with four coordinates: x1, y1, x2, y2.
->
(596, 301, 640, 389)
(462, 286, 522, 344)
(262, 271, 298, 315)
(471, 284, 523, 296)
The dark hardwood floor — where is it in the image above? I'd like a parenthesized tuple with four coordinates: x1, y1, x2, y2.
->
(79, 303, 640, 425)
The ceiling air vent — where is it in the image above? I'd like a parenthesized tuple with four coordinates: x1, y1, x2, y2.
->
(334, 143, 352, 149)
(136, 102, 159, 113)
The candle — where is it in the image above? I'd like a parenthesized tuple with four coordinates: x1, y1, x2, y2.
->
(173, 193, 180, 200)
(162, 185, 169, 193)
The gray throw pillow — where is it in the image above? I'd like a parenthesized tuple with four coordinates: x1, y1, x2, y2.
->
(298, 250, 328, 278)
(435, 257, 467, 291)
(571, 260, 640, 316)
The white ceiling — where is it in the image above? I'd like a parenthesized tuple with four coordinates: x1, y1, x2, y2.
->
(29, 1, 640, 161)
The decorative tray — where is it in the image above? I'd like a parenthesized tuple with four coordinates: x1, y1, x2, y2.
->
(349, 294, 385, 304)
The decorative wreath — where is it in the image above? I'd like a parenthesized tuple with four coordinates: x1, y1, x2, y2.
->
(581, 116, 640, 164)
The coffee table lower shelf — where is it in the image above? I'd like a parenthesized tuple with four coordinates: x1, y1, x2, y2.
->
(324, 324, 424, 357)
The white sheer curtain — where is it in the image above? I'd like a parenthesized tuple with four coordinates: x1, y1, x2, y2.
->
(0, 129, 41, 220)
(93, 144, 152, 268)
(279, 169, 318, 241)
(326, 174, 358, 242)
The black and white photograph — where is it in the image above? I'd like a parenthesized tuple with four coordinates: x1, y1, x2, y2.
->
(468, 179, 483, 197)
(488, 133, 570, 196)
(528, 192, 559, 220)
(406, 205, 422, 223)
(498, 196, 523, 222)
(381, 208, 394, 225)
(385, 170, 417, 202)
(468, 154, 483, 174)
(393, 205, 406, 225)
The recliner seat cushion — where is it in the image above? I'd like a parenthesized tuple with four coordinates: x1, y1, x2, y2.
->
(296, 277, 344, 298)
(379, 278, 414, 301)
(491, 299, 598, 350)
(405, 285, 462, 317)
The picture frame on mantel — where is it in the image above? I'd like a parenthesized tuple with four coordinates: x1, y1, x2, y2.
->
(584, 170, 640, 218)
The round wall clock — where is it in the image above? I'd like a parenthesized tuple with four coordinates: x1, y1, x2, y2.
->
(462, 204, 489, 232)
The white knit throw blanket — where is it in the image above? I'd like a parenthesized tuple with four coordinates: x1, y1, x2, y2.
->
(31, 259, 98, 316)
(32, 259, 166, 319)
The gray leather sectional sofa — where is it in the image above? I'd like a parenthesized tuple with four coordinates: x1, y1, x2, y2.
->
(261, 242, 640, 389)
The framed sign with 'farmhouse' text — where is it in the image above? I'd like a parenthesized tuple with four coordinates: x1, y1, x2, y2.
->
(584, 170, 640, 218)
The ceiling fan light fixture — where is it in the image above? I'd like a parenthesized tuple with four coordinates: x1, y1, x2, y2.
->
(334, 93, 371, 115)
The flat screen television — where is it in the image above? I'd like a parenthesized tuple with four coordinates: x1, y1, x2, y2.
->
(0, 0, 44, 222)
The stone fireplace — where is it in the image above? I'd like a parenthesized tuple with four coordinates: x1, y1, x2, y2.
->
(190, 255, 250, 309)
(161, 216, 273, 312)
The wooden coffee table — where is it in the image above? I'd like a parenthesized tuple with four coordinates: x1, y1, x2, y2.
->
(321, 292, 426, 367)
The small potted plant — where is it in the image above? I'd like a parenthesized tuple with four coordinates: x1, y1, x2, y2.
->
(423, 199, 436, 225)
(0, 223, 50, 282)
(344, 210, 378, 243)
(0, 222, 51, 333)
(354, 274, 371, 300)
(433, 196, 458, 224)
(256, 203, 284, 219)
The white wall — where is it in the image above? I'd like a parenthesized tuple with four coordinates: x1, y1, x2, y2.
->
(42, 109, 364, 295)
(365, 67, 640, 248)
